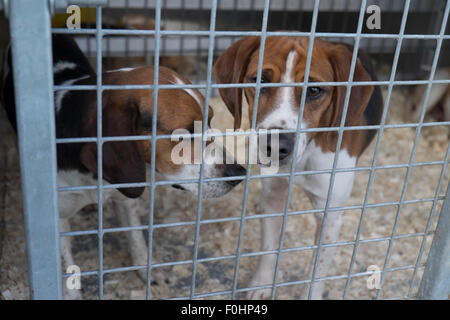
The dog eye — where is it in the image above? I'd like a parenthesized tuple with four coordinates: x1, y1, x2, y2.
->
(306, 87, 323, 99)
(249, 76, 267, 83)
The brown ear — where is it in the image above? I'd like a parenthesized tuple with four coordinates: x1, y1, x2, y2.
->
(80, 100, 146, 198)
(214, 36, 260, 129)
(326, 44, 374, 148)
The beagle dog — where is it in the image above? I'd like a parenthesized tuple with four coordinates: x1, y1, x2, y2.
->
(214, 35, 383, 299)
(2, 34, 245, 299)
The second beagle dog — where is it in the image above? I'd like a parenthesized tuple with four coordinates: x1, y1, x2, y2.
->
(2, 34, 245, 299)
(214, 35, 383, 299)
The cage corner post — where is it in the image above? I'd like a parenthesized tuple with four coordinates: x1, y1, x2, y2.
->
(6, 0, 62, 299)
(417, 179, 450, 300)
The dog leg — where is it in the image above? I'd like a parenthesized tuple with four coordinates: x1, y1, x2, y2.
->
(300, 172, 353, 300)
(247, 177, 289, 300)
(111, 196, 149, 282)
(58, 188, 95, 300)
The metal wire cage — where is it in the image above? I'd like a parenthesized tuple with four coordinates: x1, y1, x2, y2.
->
(1, 0, 449, 300)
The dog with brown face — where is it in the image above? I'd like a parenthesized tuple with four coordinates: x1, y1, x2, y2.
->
(214, 35, 383, 299)
(2, 34, 245, 299)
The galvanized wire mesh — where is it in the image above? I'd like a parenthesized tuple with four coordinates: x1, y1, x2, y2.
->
(3, 0, 450, 300)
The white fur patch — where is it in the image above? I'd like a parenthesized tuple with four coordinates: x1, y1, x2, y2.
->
(295, 141, 357, 203)
(57, 170, 102, 219)
(55, 75, 90, 113)
(171, 73, 205, 110)
(106, 67, 135, 73)
(162, 149, 234, 198)
(258, 50, 299, 130)
(53, 61, 77, 74)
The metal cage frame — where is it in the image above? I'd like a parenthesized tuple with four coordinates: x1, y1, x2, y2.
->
(1, 0, 449, 300)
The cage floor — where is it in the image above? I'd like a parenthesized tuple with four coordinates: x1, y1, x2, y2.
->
(0, 86, 448, 300)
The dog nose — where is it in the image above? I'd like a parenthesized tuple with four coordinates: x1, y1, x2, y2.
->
(224, 164, 246, 187)
(266, 133, 295, 161)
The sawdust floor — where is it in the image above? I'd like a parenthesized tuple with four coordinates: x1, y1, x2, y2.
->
(0, 87, 449, 300)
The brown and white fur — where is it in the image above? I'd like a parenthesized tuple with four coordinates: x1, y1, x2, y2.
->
(2, 34, 245, 299)
(214, 35, 383, 299)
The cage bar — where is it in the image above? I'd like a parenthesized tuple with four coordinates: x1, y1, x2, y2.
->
(1, 0, 450, 301)
(7, 0, 61, 300)
(417, 180, 450, 299)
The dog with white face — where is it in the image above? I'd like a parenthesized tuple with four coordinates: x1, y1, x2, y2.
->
(214, 35, 383, 299)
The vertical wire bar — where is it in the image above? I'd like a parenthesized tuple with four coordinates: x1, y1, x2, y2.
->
(307, 0, 368, 300)
(189, 0, 218, 299)
(124, 0, 130, 65)
(144, 0, 151, 66)
(414, 0, 426, 76)
(420, 0, 444, 74)
(340, 0, 351, 37)
(379, 0, 395, 71)
(281, 0, 289, 30)
(194, 0, 204, 83)
(230, 0, 271, 300)
(8, 0, 62, 299)
(249, 0, 257, 30)
(342, 0, 411, 300)
(145, 0, 162, 300)
(95, 6, 104, 300)
(161, 0, 167, 60)
(407, 143, 450, 299)
(178, 0, 186, 72)
(376, 0, 450, 300)
(296, 1, 304, 32)
(326, 0, 336, 34)
(105, 1, 111, 70)
(417, 172, 450, 299)
(270, 0, 321, 300)
(86, 6, 91, 60)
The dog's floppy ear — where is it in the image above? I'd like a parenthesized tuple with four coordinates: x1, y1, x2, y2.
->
(80, 100, 146, 198)
(326, 44, 374, 149)
(214, 36, 260, 129)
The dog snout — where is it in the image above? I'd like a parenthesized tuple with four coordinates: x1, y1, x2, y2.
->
(266, 133, 295, 161)
(224, 164, 246, 187)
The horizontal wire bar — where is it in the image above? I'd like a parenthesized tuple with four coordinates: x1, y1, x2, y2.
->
(169, 263, 424, 300)
(61, 203, 439, 236)
(53, 79, 450, 92)
(54, 120, 450, 145)
(49, 5, 450, 300)
(57, 159, 447, 193)
(62, 260, 423, 299)
(51, 27, 450, 40)
(61, 237, 427, 278)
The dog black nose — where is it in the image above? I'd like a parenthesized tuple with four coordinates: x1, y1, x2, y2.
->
(225, 164, 246, 187)
(266, 133, 295, 161)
